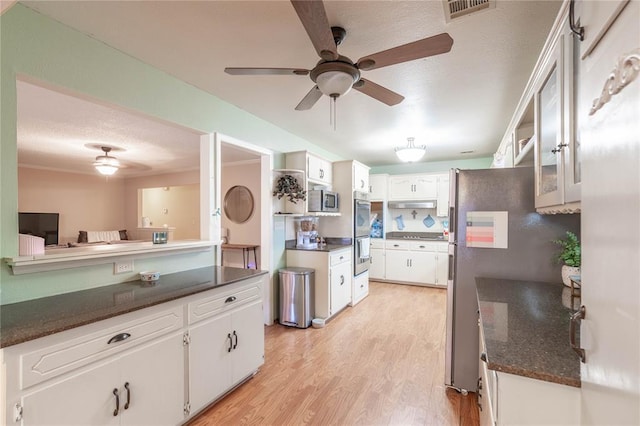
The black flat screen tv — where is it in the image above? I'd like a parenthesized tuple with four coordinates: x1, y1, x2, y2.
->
(19, 212, 60, 246)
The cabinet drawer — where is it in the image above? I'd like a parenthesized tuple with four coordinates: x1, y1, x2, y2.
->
(17, 305, 183, 390)
(188, 280, 262, 324)
(409, 241, 440, 251)
(330, 249, 350, 266)
(385, 240, 411, 250)
(370, 238, 384, 249)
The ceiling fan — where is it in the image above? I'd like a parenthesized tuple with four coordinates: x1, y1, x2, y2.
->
(224, 0, 454, 111)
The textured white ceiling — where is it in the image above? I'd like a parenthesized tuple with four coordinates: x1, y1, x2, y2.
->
(19, 0, 561, 167)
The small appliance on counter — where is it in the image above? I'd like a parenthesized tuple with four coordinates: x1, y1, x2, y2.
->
(295, 216, 318, 249)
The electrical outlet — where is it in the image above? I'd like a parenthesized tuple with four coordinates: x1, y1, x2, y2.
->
(114, 260, 134, 274)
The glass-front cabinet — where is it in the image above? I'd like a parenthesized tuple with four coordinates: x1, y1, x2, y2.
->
(534, 16, 581, 213)
(535, 34, 563, 208)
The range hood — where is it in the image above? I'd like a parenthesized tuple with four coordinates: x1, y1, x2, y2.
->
(388, 201, 436, 209)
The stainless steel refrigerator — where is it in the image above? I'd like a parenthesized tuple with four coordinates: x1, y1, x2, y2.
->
(445, 167, 580, 393)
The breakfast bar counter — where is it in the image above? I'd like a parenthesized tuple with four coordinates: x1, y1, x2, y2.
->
(476, 277, 581, 387)
(0, 266, 267, 348)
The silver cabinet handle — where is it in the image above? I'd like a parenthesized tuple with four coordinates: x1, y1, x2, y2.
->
(570, 306, 586, 362)
(108, 332, 131, 344)
(112, 388, 120, 416)
(340, 275, 344, 285)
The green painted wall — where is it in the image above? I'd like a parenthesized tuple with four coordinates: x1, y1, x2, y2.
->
(370, 157, 493, 175)
(0, 5, 337, 304)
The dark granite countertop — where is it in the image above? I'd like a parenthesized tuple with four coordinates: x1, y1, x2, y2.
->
(0, 266, 268, 348)
(476, 277, 581, 387)
(284, 238, 352, 252)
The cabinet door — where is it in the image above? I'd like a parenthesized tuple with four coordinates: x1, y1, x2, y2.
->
(353, 162, 369, 192)
(308, 154, 332, 184)
(19, 360, 120, 426)
(189, 312, 233, 413)
(436, 175, 450, 217)
(384, 250, 411, 282)
(388, 176, 415, 200)
(369, 247, 385, 280)
(415, 176, 437, 199)
(230, 300, 265, 385)
(411, 251, 437, 284)
(330, 261, 352, 314)
(436, 253, 448, 287)
(369, 174, 388, 200)
(535, 35, 564, 208)
(119, 333, 185, 426)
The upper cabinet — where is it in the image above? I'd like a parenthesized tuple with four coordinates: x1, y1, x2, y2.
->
(352, 161, 370, 193)
(436, 174, 450, 217)
(369, 174, 388, 201)
(287, 151, 333, 186)
(388, 174, 438, 201)
(493, 6, 580, 214)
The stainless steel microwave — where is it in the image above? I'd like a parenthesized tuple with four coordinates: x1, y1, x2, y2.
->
(308, 190, 339, 212)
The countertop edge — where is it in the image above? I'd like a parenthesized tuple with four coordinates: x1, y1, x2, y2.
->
(486, 361, 582, 388)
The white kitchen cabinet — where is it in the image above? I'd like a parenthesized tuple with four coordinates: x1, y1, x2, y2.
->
(2, 274, 267, 426)
(286, 247, 352, 319)
(368, 174, 388, 201)
(534, 16, 581, 213)
(436, 174, 450, 217)
(369, 239, 385, 280)
(286, 151, 332, 186)
(188, 299, 264, 414)
(384, 241, 447, 287)
(388, 174, 438, 201)
(352, 160, 370, 193)
(352, 270, 369, 305)
(3, 304, 186, 426)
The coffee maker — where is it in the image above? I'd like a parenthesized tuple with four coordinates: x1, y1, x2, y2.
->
(296, 217, 318, 249)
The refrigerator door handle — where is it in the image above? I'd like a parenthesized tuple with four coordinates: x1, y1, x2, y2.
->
(448, 253, 455, 281)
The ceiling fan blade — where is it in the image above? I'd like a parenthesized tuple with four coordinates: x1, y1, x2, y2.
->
(225, 68, 309, 76)
(290, 0, 338, 61)
(295, 86, 323, 111)
(356, 33, 454, 71)
(353, 79, 404, 106)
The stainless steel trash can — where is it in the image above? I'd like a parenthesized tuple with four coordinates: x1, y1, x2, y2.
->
(279, 267, 315, 328)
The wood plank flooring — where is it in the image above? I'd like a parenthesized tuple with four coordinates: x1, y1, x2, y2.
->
(189, 281, 479, 426)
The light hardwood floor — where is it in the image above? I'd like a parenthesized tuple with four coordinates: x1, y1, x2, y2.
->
(189, 281, 479, 425)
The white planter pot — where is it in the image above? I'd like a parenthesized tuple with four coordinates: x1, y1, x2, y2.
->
(561, 265, 581, 287)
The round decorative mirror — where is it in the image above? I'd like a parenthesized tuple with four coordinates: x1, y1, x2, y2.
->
(224, 185, 254, 224)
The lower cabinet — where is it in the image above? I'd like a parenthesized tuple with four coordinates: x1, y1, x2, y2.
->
(2, 274, 267, 426)
(189, 299, 264, 414)
(384, 241, 447, 287)
(369, 240, 385, 280)
(286, 247, 352, 319)
(478, 318, 579, 425)
(352, 270, 369, 306)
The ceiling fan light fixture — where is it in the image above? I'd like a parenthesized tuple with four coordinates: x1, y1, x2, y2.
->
(93, 146, 120, 176)
(315, 70, 356, 97)
(395, 137, 426, 162)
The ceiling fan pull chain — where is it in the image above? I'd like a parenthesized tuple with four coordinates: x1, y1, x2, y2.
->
(330, 95, 337, 131)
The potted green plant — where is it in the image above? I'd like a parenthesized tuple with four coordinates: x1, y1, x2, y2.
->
(552, 231, 581, 287)
(273, 174, 306, 204)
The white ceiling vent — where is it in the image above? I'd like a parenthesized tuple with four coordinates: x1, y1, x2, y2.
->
(443, 0, 495, 22)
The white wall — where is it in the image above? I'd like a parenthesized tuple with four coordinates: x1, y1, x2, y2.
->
(141, 184, 200, 240)
(221, 161, 261, 268)
(18, 167, 126, 244)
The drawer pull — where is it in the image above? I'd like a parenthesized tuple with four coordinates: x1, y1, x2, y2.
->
(340, 275, 344, 285)
(112, 388, 120, 416)
(480, 352, 487, 362)
(225, 296, 237, 303)
(124, 382, 131, 410)
(227, 333, 233, 352)
(107, 332, 131, 344)
(232, 330, 238, 349)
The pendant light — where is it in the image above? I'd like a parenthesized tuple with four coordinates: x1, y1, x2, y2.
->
(395, 137, 426, 162)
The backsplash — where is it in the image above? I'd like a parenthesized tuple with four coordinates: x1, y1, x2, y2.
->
(387, 208, 447, 234)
